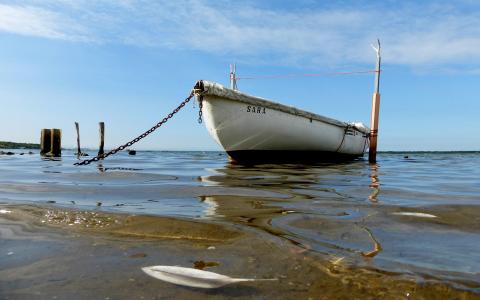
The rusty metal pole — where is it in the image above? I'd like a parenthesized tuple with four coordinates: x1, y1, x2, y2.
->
(369, 39, 381, 163)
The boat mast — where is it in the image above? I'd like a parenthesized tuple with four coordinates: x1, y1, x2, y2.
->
(369, 39, 381, 163)
(230, 63, 237, 90)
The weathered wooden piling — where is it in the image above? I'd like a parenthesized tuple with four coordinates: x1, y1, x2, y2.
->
(369, 40, 381, 163)
(75, 122, 81, 156)
(98, 122, 105, 157)
(40, 128, 61, 157)
(40, 129, 51, 156)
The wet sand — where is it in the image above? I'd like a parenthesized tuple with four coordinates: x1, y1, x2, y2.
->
(1, 203, 478, 300)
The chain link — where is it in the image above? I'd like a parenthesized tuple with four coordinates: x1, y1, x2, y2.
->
(74, 91, 195, 166)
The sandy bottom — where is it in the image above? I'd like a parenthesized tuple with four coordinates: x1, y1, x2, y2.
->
(0, 203, 478, 300)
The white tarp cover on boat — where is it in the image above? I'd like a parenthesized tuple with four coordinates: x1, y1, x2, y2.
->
(194, 80, 370, 134)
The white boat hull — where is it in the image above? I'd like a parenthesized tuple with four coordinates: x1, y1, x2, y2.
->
(194, 81, 369, 162)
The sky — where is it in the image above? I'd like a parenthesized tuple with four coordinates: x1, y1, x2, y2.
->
(0, 0, 479, 151)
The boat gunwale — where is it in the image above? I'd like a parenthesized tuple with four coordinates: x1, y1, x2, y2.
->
(193, 80, 369, 134)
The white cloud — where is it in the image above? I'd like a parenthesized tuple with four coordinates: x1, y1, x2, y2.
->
(0, 3, 91, 41)
(0, 1, 480, 69)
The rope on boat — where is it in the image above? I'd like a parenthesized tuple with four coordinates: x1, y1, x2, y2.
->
(335, 125, 350, 153)
(363, 134, 370, 154)
(235, 70, 379, 81)
(335, 126, 371, 155)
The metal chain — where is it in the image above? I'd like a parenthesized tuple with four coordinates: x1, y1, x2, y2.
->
(74, 91, 195, 166)
(198, 95, 203, 124)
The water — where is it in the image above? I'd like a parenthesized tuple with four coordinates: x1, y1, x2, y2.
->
(1, 150, 480, 297)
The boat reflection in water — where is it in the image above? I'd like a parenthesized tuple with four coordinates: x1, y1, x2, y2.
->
(198, 157, 480, 292)
(368, 163, 380, 203)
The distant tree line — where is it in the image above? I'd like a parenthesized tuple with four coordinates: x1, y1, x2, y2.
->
(0, 141, 40, 149)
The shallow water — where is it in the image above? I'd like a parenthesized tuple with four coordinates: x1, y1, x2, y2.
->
(1, 150, 480, 297)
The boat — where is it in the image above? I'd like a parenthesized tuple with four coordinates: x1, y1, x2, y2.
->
(193, 80, 370, 163)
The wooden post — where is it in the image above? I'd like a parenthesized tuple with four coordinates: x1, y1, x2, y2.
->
(50, 129, 61, 157)
(40, 129, 51, 156)
(40, 128, 61, 157)
(369, 39, 381, 163)
(98, 122, 105, 157)
(50, 128, 62, 157)
(75, 122, 81, 156)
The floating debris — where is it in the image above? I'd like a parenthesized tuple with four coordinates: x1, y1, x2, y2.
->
(41, 210, 114, 228)
(291, 243, 312, 255)
(393, 212, 437, 218)
(330, 256, 345, 265)
(193, 260, 219, 270)
(129, 253, 147, 258)
(141, 265, 277, 289)
(0, 209, 12, 214)
(361, 227, 382, 258)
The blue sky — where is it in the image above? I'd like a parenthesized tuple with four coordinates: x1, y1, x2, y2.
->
(0, 0, 479, 151)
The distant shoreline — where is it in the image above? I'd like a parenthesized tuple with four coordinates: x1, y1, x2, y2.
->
(0, 141, 40, 149)
(0, 141, 477, 153)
